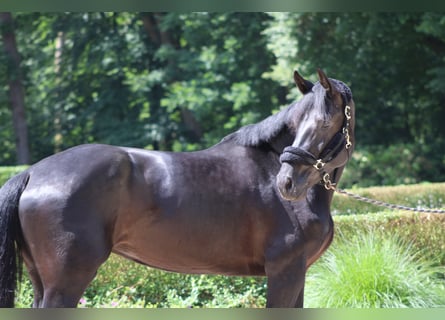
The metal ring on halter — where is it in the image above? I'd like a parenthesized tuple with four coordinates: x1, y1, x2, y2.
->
(344, 105, 351, 120)
(313, 159, 326, 171)
(343, 127, 352, 149)
(322, 173, 336, 191)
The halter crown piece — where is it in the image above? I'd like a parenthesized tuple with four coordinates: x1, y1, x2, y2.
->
(280, 81, 353, 190)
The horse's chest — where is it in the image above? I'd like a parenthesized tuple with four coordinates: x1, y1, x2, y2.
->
(296, 209, 333, 264)
(284, 205, 333, 261)
(298, 210, 332, 239)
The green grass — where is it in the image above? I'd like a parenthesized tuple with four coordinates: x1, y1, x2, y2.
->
(305, 230, 445, 308)
(334, 212, 445, 266)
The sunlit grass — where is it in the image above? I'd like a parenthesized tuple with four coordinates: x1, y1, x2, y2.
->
(305, 230, 445, 308)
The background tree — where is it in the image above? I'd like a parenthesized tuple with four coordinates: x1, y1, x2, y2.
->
(0, 12, 30, 164)
(1, 12, 444, 186)
(290, 12, 445, 184)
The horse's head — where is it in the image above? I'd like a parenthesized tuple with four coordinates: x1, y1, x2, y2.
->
(276, 69, 355, 201)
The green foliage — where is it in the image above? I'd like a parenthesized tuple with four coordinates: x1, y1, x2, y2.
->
(341, 143, 445, 188)
(0, 165, 27, 185)
(15, 275, 34, 308)
(1, 13, 278, 163)
(291, 13, 445, 184)
(305, 230, 445, 308)
(2, 13, 445, 184)
(160, 13, 277, 151)
(84, 255, 266, 307)
(294, 13, 445, 147)
(14, 251, 267, 307)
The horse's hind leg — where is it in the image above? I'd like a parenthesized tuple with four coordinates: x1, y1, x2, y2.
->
(22, 255, 43, 307)
(21, 213, 112, 307)
(39, 265, 97, 307)
(46, 231, 111, 307)
(38, 235, 110, 307)
(22, 238, 108, 307)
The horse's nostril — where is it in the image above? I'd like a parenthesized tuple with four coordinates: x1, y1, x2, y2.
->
(284, 177, 293, 191)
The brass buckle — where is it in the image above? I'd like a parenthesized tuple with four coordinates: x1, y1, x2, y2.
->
(313, 159, 326, 171)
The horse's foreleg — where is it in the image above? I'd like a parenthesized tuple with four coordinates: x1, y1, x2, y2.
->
(294, 283, 305, 307)
(265, 255, 306, 308)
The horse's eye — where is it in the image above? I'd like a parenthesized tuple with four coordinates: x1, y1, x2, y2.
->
(322, 121, 331, 128)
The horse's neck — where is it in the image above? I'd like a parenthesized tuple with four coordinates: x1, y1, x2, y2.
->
(267, 130, 295, 156)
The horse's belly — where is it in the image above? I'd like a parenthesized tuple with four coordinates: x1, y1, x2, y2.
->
(111, 220, 266, 276)
(112, 241, 265, 276)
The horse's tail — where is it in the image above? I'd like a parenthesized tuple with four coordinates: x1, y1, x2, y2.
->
(0, 171, 29, 307)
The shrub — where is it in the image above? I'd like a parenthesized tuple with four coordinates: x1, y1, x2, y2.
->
(305, 230, 445, 308)
(73, 255, 266, 308)
(15, 254, 267, 308)
(340, 143, 445, 188)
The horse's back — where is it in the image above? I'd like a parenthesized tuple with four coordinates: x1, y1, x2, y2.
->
(19, 144, 133, 215)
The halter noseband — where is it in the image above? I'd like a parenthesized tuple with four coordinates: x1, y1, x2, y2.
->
(279, 91, 352, 190)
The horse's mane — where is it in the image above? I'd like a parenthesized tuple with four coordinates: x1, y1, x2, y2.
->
(221, 103, 294, 147)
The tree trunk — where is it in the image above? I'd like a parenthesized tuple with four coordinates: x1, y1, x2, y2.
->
(53, 31, 64, 153)
(0, 12, 30, 164)
(140, 13, 203, 147)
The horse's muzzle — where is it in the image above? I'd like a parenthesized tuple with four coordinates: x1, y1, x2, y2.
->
(276, 163, 309, 201)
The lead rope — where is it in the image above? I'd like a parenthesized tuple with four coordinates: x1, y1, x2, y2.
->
(321, 173, 445, 214)
(320, 104, 445, 214)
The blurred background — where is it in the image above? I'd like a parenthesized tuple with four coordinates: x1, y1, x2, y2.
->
(1, 12, 445, 187)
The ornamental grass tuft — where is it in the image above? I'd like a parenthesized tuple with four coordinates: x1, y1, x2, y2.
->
(305, 230, 445, 308)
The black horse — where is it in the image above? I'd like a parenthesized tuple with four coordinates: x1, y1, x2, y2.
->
(0, 69, 355, 308)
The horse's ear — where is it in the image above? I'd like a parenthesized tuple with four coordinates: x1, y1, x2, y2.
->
(317, 69, 343, 107)
(317, 69, 332, 91)
(294, 70, 313, 94)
